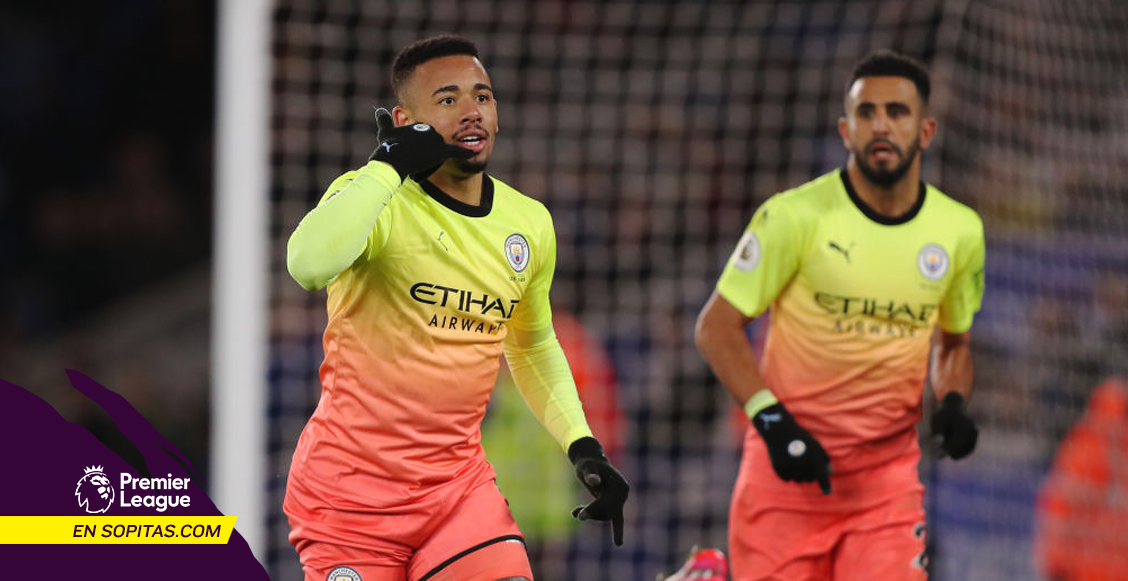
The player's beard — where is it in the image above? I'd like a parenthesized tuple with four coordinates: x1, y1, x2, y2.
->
(454, 157, 488, 175)
(856, 138, 919, 187)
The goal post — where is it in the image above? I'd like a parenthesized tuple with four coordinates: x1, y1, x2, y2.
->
(211, 0, 272, 562)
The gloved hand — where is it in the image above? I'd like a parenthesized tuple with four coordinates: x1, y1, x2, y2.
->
(751, 402, 832, 494)
(568, 437, 630, 546)
(368, 107, 473, 181)
(931, 392, 978, 459)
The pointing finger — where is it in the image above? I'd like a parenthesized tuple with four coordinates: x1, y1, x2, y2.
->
(375, 108, 395, 136)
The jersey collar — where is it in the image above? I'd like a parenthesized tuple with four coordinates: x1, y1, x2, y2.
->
(838, 168, 926, 226)
(418, 174, 495, 218)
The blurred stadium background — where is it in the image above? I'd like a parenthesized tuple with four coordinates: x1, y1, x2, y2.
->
(3, 1, 1126, 580)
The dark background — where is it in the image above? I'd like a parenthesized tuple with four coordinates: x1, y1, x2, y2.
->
(0, 0, 216, 478)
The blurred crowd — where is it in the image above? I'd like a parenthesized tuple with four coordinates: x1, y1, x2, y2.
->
(0, 1, 216, 477)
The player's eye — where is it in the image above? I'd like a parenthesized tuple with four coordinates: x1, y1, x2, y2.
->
(476, 93, 491, 103)
(439, 96, 455, 105)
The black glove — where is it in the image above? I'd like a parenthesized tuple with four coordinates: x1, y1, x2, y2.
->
(752, 403, 832, 494)
(368, 108, 473, 181)
(568, 437, 629, 546)
(931, 392, 978, 459)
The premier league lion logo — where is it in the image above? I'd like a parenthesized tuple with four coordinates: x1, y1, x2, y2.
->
(75, 465, 115, 514)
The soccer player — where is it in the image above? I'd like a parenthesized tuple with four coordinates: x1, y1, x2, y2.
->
(283, 35, 629, 581)
(694, 50, 984, 580)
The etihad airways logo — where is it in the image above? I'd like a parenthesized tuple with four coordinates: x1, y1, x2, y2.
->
(410, 282, 520, 319)
(814, 292, 937, 324)
(410, 282, 520, 335)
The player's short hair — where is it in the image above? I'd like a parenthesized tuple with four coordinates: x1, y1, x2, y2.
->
(391, 35, 481, 103)
(848, 49, 931, 105)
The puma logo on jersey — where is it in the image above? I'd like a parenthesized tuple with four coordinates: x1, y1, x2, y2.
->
(758, 412, 782, 430)
(437, 231, 449, 252)
(828, 240, 854, 263)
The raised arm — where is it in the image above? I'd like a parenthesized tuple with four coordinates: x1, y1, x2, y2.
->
(287, 107, 473, 290)
(286, 161, 400, 290)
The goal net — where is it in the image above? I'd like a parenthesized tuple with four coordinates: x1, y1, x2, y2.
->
(262, 1, 1128, 579)
(929, 1, 1128, 580)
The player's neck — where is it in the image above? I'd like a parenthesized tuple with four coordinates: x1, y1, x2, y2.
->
(846, 159, 921, 218)
(428, 170, 484, 207)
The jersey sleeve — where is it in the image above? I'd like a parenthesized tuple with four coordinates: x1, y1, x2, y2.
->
(507, 210, 557, 332)
(502, 205, 592, 450)
(716, 195, 807, 318)
(938, 214, 986, 333)
(286, 161, 399, 290)
(503, 326, 594, 451)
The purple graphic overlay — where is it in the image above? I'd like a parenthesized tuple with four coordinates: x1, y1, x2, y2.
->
(0, 372, 269, 579)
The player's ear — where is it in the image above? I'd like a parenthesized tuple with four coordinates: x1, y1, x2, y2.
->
(919, 116, 938, 150)
(392, 105, 411, 127)
(838, 116, 850, 149)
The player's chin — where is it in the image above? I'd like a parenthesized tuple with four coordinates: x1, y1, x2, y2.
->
(454, 155, 489, 175)
(868, 158, 899, 173)
(860, 162, 908, 186)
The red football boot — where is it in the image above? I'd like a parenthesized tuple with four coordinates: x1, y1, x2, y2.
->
(662, 547, 729, 581)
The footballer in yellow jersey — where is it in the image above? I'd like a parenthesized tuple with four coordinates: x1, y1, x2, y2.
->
(718, 169, 984, 477)
(283, 36, 628, 581)
(695, 50, 984, 581)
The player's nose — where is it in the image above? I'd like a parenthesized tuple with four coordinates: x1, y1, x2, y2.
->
(460, 104, 483, 125)
(871, 112, 891, 134)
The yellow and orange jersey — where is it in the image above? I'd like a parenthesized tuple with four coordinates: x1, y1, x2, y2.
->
(717, 169, 985, 474)
(288, 167, 563, 511)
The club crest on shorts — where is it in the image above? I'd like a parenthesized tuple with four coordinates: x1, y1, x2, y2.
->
(505, 233, 530, 273)
(917, 243, 949, 281)
(733, 231, 761, 272)
(327, 566, 362, 581)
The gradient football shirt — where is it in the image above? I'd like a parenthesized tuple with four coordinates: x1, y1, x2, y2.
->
(287, 169, 563, 512)
(718, 169, 985, 475)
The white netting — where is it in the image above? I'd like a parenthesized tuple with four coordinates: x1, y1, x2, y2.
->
(264, 1, 1128, 579)
(928, 1, 1128, 580)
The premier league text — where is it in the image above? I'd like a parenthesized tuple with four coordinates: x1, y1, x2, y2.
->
(118, 473, 192, 512)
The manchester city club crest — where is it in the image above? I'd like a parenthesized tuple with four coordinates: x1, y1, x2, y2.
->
(505, 233, 530, 272)
(327, 566, 362, 581)
(917, 243, 950, 281)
